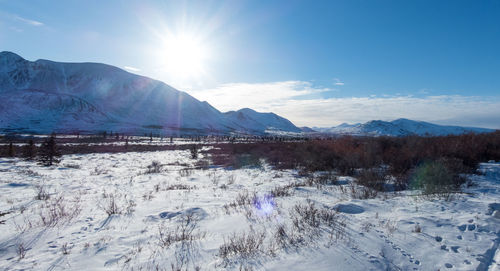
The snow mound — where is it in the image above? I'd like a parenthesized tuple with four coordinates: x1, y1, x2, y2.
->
(158, 207, 207, 220)
(334, 203, 365, 214)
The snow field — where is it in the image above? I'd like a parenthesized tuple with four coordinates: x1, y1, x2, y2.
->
(0, 150, 499, 270)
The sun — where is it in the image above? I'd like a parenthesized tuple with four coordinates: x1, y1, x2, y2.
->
(161, 34, 208, 78)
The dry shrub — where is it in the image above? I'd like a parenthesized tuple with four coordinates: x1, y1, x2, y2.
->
(179, 168, 193, 177)
(349, 182, 378, 199)
(222, 190, 258, 215)
(355, 168, 386, 191)
(165, 184, 194, 191)
(270, 185, 292, 197)
(290, 200, 346, 242)
(189, 144, 199, 159)
(146, 160, 163, 174)
(34, 182, 50, 200)
(207, 131, 500, 191)
(157, 213, 204, 249)
(218, 228, 266, 260)
(38, 194, 81, 227)
(17, 243, 27, 260)
(99, 192, 135, 216)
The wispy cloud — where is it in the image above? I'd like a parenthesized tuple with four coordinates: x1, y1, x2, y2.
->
(333, 78, 344, 86)
(188, 81, 500, 129)
(189, 81, 330, 112)
(273, 95, 500, 129)
(123, 66, 141, 72)
(14, 15, 44, 26)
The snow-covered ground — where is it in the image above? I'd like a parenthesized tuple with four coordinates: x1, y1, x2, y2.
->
(0, 150, 499, 270)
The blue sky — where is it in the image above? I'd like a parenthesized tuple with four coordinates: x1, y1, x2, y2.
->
(1, 0, 499, 128)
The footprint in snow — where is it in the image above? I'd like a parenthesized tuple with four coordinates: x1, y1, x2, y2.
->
(378, 232, 421, 266)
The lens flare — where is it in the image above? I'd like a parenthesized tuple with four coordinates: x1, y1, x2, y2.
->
(252, 194, 276, 217)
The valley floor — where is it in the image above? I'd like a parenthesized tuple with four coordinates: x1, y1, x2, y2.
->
(0, 148, 499, 270)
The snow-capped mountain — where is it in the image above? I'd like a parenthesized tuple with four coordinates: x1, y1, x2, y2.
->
(224, 108, 302, 134)
(299, 126, 316, 133)
(0, 51, 300, 135)
(318, 118, 494, 137)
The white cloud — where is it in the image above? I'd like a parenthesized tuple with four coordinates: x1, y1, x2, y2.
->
(333, 78, 344, 86)
(188, 81, 500, 129)
(189, 81, 331, 112)
(273, 95, 500, 129)
(123, 66, 141, 72)
(15, 15, 43, 26)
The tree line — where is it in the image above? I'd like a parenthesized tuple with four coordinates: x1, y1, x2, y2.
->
(3, 133, 61, 166)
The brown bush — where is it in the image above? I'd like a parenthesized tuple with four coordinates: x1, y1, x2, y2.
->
(207, 131, 500, 190)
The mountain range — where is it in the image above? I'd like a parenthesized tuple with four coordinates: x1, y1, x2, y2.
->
(0, 51, 494, 137)
(0, 51, 300, 135)
(312, 119, 494, 136)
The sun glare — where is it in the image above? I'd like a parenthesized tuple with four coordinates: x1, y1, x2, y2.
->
(161, 34, 208, 78)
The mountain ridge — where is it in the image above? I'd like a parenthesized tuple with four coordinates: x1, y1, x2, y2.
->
(0, 52, 495, 137)
(313, 118, 494, 136)
(0, 51, 301, 135)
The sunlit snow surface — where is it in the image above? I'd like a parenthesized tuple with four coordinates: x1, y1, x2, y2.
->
(0, 149, 499, 270)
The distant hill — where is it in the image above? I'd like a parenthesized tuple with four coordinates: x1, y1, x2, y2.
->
(315, 118, 494, 136)
(299, 126, 316, 133)
(224, 108, 302, 134)
(0, 51, 301, 135)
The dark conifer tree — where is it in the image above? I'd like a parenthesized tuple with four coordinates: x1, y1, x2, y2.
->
(38, 133, 61, 166)
(23, 140, 36, 160)
(8, 142, 15, 157)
